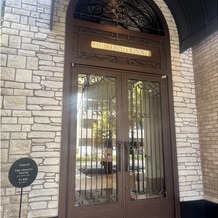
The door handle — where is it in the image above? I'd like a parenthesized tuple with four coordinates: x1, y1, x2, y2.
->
(117, 141, 123, 172)
(124, 141, 130, 172)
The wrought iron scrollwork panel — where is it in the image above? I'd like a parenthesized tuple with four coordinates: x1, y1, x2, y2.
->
(128, 80, 166, 200)
(79, 52, 118, 63)
(74, 0, 165, 35)
(75, 73, 118, 207)
(127, 59, 161, 68)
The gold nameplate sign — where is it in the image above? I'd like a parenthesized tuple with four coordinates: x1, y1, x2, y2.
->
(91, 41, 151, 57)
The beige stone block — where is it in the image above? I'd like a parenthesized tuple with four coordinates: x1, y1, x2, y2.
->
(5, 81, 24, 89)
(180, 190, 200, 198)
(32, 124, 61, 131)
(28, 97, 59, 105)
(33, 70, 53, 76)
(0, 95, 3, 108)
(34, 90, 54, 97)
(22, 37, 31, 43)
(13, 110, 31, 117)
(50, 118, 61, 123)
(31, 151, 59, 158)
(43, 106, 62, 110)
(22, 125, 31, 131)
(178, 156, 197, 163)
(16, 69, 32, 82)
(54, 137, 61, 142)
(10, 194, 28, 204)
(1, 117, 17, 123)
(43, 158, 59, 165)
(28, 131, 55, 138)
(33, 75, 40, 82)
(1, 133, 10, 140)
(32, 146, 46, 151)
(18, 49, 36, 56)
(11, 23, 30, 31)
(48, 200, 58, 208)
(11, 132, 27, 139)
(41, 80, 63, 88)
(1, 149, 8, 162)
(1, 172, 11, 187)
(6, 187, 16, 195)
(186, 175, 200, 182)
(1, 141, 9, 148)
(1, 53, 7, 67)
(27, 57, 39, 70)
(33, 111, 61, 117)
(8, 55, 26, 69)
(180, 126, 198, 133)
(39, 60, 55, 66)
(26, 83, 42, 89)
(29, 201, 47, 210)
(34, 32, 47, 39)
(46, 143, 59, 149)
(22, 43, 39, 51)
(1, 67, 15, 81)
(9, 35, 21, 48)
(18, 117, 34, 124)
(14, 89, 33, 96)
(27, 105, 42, 110)
(29, 188, 58, 198)
(1, 124, 21, 132)
(54, 72, 63, 77)
(1, 88, 14, 95)
(10, 140, 31, 154)
(1, 196, 10, 205)
(4, 96, 26, 109)
(28, 208, 57, 218)
(32, 40, 59, 50)
(4, 203, 28, 218)
(35, 117, 50, 123)
(174, 107, 193, 114)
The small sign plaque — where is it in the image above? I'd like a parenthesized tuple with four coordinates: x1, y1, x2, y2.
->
(91, 41, 152, 57)
(9, 158, 38, 188)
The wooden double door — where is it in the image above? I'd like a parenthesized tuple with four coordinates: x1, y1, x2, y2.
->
(66, 65, 175, 218)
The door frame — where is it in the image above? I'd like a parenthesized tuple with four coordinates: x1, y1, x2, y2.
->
(62, 65, 176, 218)
(122, 72, 174, 218)
(59, 1, 181, 217)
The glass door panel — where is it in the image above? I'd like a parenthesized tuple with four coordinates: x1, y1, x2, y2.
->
(128, 79, 166, 201)
(75, 73, 118, 206)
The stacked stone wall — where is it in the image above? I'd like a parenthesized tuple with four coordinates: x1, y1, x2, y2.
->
(193, 31, 218, 204)
(155, 0, 203, 201)
(1, 0, 203, 217)
(1, 0, 67, 217)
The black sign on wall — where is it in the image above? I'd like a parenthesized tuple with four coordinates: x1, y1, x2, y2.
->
(9, 157, 38, 188)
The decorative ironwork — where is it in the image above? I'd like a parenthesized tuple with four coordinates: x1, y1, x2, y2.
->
(74, 0, 165, 35)
(128, 80, 166, 200)
(127, 59, 161, 69)
(79, 52, 118, 63)
(79, 27, 117, 39)
(75, 73, 118, 207)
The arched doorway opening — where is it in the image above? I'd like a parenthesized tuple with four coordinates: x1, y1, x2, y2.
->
(59, 1, 180, 217)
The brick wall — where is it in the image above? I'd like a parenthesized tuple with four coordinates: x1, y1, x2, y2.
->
(193, 31, 218, 204)
(1, 0, 204, 217)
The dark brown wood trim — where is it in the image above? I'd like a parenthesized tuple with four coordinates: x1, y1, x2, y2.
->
(58, 2, 74, 218)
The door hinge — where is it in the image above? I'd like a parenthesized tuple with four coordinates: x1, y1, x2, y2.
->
(162, 75, 167, 79)
(71, 63, 75, 67)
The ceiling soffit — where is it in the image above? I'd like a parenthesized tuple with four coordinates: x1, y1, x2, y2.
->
(163, 0, 218, 52)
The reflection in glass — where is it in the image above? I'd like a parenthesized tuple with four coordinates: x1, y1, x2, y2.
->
(128, 80, 166, 200)
(75, 74, 118, 206)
